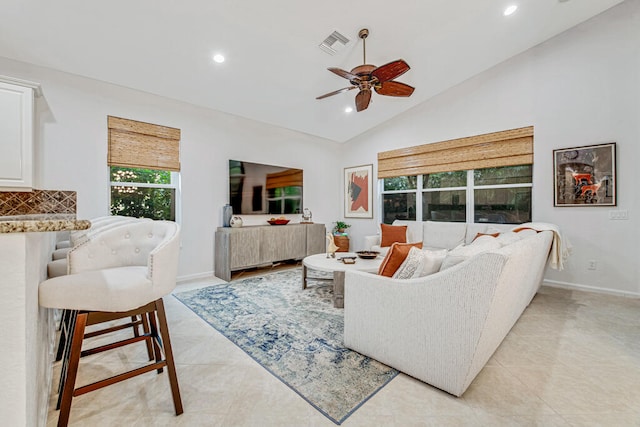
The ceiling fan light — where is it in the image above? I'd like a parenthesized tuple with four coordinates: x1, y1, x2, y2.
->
(213, 54, 225, 63)
(504, 5, 518, 16)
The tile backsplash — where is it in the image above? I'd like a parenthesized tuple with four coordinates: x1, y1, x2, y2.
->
(0, 190, 76, 217)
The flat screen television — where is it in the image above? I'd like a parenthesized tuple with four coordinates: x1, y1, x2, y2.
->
(229, 160, 303, 215)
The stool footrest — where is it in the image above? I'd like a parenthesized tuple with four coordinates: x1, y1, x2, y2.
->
(74, 361, 168, 397)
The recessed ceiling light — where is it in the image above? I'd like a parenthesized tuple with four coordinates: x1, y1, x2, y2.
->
(213, 54, 225, 63)
(344, 106, 353, 113)
(504, 5, 518, 16)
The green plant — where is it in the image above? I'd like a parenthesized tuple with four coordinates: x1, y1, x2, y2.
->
(333, 221, 351, 234)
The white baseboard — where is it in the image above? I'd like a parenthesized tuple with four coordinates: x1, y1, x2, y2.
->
(177, 271, 215, 283)
(543, 279, 640, 298)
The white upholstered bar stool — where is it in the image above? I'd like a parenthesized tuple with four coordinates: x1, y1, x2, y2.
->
(39, 220, 183, 427)
(48, 216, 154, 362)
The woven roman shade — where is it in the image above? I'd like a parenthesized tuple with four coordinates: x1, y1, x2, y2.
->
(107, 116, 181, 171)
(265, 169, 303, 190)
(378, 126, 533, 179)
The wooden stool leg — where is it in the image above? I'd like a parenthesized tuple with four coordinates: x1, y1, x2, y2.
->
(140, 313, 154, 361)
(155, 298, 183, 415)
(57, 312, 88, 427)
(147, 311, 164, 373)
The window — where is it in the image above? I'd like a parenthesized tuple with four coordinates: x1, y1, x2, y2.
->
(381, 165, 532, 224)
(110, 167, 179, 220)
(107, 116, 181, 221)
(377, 126, 534, 225)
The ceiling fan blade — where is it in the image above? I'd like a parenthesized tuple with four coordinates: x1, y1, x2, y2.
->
(355, 89, 372, 112)
(328, 67, 360, 81)
(316, 86, 356, 100)
(371, 59, 410, 83)
(375, 81, 415, 97)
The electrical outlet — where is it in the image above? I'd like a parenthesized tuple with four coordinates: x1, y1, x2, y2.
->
(588, 260, 597, 270)
(609, 210, 629, 220)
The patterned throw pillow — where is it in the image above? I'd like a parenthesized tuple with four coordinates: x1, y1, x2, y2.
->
(380, 224, 408, 247)
(377, 241, 423, 277)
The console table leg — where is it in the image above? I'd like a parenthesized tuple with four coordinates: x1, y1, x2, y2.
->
(333, 271, 345, 308)
(302, 265, 308, 289)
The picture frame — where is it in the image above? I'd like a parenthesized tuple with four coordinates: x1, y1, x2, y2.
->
(344, 164, 373, 218)
(553, 142, 616, 207)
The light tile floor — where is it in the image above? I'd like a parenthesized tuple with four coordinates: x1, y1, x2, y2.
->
(47, 270, 640, 426)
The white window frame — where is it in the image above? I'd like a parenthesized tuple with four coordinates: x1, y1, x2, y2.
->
(380, 167, 532, 224)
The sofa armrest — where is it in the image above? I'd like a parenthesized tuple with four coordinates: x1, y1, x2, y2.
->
(363, 235, 380, 251)
(343, 253, 506, 396)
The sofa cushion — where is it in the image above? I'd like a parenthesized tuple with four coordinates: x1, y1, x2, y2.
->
(378, 242, 423, 277)
(423, 221, 467, 250)
(392, 247, 448, 279)
(380, 224, 408, 247)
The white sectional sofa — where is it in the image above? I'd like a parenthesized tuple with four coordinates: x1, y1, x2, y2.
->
(364, 219, 514, 254)
(345, 221, 560, 396)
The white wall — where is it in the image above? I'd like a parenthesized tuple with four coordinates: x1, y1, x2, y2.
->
(0, 57, 341, 280)
(341, 1, 640, 296)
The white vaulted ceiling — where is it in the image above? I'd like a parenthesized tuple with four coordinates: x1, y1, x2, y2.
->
(0, 0, 625, 142)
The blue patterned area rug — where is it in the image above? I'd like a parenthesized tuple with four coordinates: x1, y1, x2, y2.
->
(173, 267, 398, 425)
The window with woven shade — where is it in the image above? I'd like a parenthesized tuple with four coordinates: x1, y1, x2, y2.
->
(107, 116, 181, 221)
(378, 127, 533, 225)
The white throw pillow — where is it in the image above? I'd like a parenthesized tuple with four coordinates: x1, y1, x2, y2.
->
(392, 247, 448, 279)
(418, 249, 448, 276)
(495, 231, 521, 246)
(515, 228, 538, 238)
(439, 237, 502, 271)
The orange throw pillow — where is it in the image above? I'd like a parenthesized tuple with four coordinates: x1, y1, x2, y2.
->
(512, 227, 540, 233)
(380, 224, 408, 247)
(378, 242, 424, 277)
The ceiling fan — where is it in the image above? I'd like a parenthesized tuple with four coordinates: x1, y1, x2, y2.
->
(316, 28, 415, 112)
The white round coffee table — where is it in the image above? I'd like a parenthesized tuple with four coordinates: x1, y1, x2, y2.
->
(302, 252, 383, 308)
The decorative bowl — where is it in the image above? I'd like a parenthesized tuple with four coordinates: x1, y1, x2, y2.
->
(267, 219, 290, 225)
(356, 250, 380, 259)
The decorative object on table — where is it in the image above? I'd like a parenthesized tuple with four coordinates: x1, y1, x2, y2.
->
(301, 208, 313, 223)
(344, 164, 373, 218)
(553, 142, 616, 206)
(340, 257, 356, 264)
(173, 268, 398, 425)
(332, 221, 351, 234)
(326, 232, 339, 258)
(356, 250, 380, 259)
(333, 235, 349, 252)
(229, 216, 243, 228)
(267, 217, 290, 225)
(222, 204, 233, 227)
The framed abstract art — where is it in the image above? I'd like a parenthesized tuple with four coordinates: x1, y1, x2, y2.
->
(344, 164, 373, 218)
(553, 142, 616, 206)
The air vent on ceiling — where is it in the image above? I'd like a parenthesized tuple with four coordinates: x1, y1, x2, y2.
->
(319, 31, 350, 55)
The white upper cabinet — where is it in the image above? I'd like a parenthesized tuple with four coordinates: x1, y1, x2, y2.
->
(0, 76, 40, 191)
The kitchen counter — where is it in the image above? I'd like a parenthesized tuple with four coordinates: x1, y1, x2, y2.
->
(0, 214, 91, 233)
(0, 214, 90, 426)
